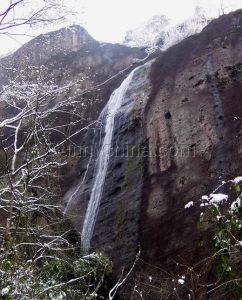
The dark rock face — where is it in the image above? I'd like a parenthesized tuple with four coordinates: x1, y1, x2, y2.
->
(64, 62, 153, 269)
(141, 10, 242, 270)
(2, 10, 242, 291)
(0, 25, 146, 196)
(0, 25, 145, 85)
(65, 9, 242, 277)
(0, 25, 146, 130)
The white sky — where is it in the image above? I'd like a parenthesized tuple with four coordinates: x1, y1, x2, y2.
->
(1, 0, 242, 56)
(68, 0, 242, 41)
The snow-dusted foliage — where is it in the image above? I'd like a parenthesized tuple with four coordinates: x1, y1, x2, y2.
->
(163, 6, 210, 50)
(123, 6, 211, 50)
(184, 177, 242, 298)
(124, 15, 169, 48)
(0, 250, 112, 299)
(184, 201, 193, 208)
(200, 193, 228, 208)
(0, 65, 113, 299)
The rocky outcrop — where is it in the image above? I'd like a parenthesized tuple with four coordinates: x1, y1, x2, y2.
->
(65, 9, 242, 278)
(0, 25, 146, 196)
(64, 61, 153, 269)
(0, 25, 145, 86)
(1, 10, 242, 296)
(0, 25, 146, 133)
(141, 9, 242, 270)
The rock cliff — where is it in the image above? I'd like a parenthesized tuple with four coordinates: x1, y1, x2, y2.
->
(142, 9, 242, 270)
(0, 25, 146, 196)
(1, 10, 242, 296)
(64, 10, 242, 275)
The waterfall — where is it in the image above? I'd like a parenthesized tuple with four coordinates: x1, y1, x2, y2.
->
(81, 67, 140, 253)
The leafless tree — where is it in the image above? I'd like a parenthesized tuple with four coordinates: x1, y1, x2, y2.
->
(0, 0, 73, 37)
(0, 64, 114, 298)
(219, 0, 226, 15)
(0, 64, 91, 238)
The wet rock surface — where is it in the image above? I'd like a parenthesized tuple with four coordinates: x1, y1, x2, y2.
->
(1, 10, 242, 287)
(141, 9, 242, 270)
(73, 10, 242, 273)
(0, 25, 146, 197)
(64, 62, 153, 269)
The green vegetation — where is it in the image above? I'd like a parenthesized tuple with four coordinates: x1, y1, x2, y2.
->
(178, 178, 242, 299)
(0, 208, 113, 299)
(199, 180, 242, 298)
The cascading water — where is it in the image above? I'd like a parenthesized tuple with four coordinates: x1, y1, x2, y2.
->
(81, 66, 140, 253)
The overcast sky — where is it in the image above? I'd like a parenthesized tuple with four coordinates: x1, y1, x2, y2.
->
(1, 0, 242, 56)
